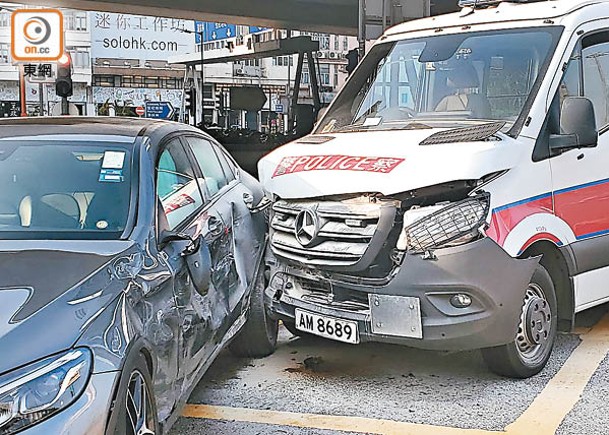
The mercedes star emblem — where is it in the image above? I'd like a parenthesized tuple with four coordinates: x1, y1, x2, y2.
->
(294, 209, 320, 247)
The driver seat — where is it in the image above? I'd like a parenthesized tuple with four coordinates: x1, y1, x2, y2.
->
(435, 63, 491, 119)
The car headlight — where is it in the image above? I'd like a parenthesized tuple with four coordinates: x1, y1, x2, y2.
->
(0, 348, 92, 435)
(397, 193, 490, 253)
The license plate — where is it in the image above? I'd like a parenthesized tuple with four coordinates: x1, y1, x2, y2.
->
(294, 309, 359, 344)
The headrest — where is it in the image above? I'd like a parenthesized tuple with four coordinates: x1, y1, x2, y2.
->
(447, 62, 480, 89)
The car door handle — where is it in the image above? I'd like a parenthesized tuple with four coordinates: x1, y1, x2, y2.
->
(208, 216, 223, 234)
(243, 192, 254, 208)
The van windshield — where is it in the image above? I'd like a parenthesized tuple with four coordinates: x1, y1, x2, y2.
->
(317, 27, 562, 135)
(0, 140, 133, 240)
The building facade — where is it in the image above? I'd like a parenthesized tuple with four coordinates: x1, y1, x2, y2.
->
(0, 5, 357, 127)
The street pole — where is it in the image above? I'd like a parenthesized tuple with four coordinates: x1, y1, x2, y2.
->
(358, 0, 367, 57)
(200, 30, 205, 127)
(178, 25, 205, 126)
(19, 65, 27, 117)
(38, 83, 44, 116)
(61, 97, 69, 115)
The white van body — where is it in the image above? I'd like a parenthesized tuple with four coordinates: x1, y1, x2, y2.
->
(259, 0, 609, 377)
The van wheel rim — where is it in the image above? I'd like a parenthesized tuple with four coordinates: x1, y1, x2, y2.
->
(515, 283, 553, 364)
(125, 370, 155, 435)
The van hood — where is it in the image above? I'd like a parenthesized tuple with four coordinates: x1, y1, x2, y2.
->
(258, 129, 523, 199)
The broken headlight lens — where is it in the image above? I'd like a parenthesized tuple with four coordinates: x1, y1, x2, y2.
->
(0, 348, 91, 434)
(398, 194, 490, 253)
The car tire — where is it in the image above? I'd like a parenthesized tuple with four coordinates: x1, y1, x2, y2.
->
(482, 263, 557, 378)
(106, 353, 159, 435)
(229, 268, 278, 358)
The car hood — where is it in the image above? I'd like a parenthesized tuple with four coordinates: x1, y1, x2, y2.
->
(258, 129, 524, 198)
(0, 240, 135, 376)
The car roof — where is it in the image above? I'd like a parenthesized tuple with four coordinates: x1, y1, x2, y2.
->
(0, 116, 201, 143)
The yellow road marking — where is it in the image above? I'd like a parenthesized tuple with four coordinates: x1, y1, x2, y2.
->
(506, 313, 609, 435)
(182, 404, 498, 435)
(183, 313, 609, 435)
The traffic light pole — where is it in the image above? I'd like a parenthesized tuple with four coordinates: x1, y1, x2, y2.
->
(61, 96, 69, 115)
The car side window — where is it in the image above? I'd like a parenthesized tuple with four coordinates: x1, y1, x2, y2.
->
(214, 146, 237, 183)
(184, 136, 229, 198)
(156, 139, 205, 231)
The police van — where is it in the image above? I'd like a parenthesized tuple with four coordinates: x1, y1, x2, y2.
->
(258, 0, 609, 378)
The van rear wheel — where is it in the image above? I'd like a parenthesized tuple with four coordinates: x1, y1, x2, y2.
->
(482, 264, 557, 378)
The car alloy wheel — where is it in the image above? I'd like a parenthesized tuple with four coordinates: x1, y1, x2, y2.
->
(125, 370, 156, 435)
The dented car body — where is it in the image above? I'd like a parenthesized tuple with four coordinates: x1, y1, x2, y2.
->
(0, 117, 275, 434)
(260, 0, 609, 378)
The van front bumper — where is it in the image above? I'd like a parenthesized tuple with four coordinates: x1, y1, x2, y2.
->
(265, 238, 539, 351)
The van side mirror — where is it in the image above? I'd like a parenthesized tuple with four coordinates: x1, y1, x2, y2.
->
(550, 97, 598, 152)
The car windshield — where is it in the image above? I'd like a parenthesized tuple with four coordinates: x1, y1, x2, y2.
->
(317, 27, 562, 134)
(0, 140, 133, 240)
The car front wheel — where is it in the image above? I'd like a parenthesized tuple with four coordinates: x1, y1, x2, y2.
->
(482, 263, 557, 378)
(106, 354, 159, 435)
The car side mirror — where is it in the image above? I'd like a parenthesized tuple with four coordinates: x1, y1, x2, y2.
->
(550, 97, 598, 153)
(158, 230, 193, 249)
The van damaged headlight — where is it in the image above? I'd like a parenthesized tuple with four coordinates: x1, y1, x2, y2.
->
(0, 348, 91, 434)
(397, 193, 490, 253)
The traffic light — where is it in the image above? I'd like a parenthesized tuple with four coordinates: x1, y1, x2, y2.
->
(346, 49, 359, 75)
(215, 90, 224, 113)
(55, 52, 73, 98)
(185, 88, 196, 117)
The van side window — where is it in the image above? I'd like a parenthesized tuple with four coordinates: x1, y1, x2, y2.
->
(582, 32, 609, 130)
(559, 47, 582, 107)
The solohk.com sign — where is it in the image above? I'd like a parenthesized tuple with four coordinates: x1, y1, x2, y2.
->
(11, 9, 64, 62)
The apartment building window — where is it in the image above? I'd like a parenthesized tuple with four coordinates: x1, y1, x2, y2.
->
(94, 75, 118, 87)
(334, 36, 340, 51)
(68, 48, 90, 69)
(334, 65, 339, 87)
(121, 76, 145, 87)
(65, 12, 88, 31)
(0, 10, 10, 27)
(320, 65, 331, 86)
(160, 78, 182, 89)
(274, 56, 293, 67)
(343, 37, 349, 51)
(0, 43, 10, 64)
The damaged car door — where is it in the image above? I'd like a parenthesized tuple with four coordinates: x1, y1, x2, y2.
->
(155, 136, 229, 394)
(183, 136, 246, 316)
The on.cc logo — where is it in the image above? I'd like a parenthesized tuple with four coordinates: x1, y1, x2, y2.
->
(22, 16, 52, 45)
